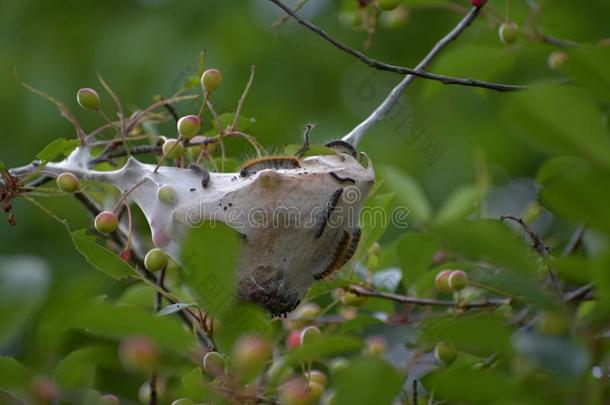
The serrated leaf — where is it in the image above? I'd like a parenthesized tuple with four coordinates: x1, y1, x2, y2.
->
(71, 229, 133, 281)
(157, 302, 197, 317)
(36, 138, 80, 162)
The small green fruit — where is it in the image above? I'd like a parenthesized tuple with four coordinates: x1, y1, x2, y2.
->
(448, 270, 468, 291)
(170, 399, 194, 405)
(144, 248, 168, 272)
(157, 185, 177, 206)
(308, 381, 325, 401)
(547, 50, 568, 70)
(499, 22, 519, 45)
(364, 335, 387, 356)
(177, 115, 201, 139)
(201, 69, 223, 92)
(94, 211, 118, 234)
(98, 394, 120, 405)
(56, 172, 80, 193)
(339, 290, 366, 307)
(162, 139, 184, 159)
(435, 270, 453, 293)
(294, 302, 320, 321)
(434, 341, 457, 365)
(203, 351, 226, 378)
(231, 335, 272, 381)
(300, 326, 322, 346)
(380, 6, 410, 30)
(77, 87, 101, 110)
(378, 0, 399, 11)
(304, 370, 327, 387)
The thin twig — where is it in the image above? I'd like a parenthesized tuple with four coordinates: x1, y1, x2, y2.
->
(562, 224, 586, 256)
(342, 6, 483, 146)
(228, 65, 256, 133)
(348, 284, 508, 308)
(271, 0, 310, 30)
(268, 0, 527, 93)
(500, 215, 548, 256)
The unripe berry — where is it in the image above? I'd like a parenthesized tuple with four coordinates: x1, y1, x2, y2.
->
(378, 0, 399, 11)
(339, 11, 363, 28)
(434, 341, 457, 365)
(177, 115, 201, 139)
(144, 248, 168, 272)
(77, 87, 101, 110)
(499, 22, 519, 45)
(201, 69, 223, 92)
(203, 351, 226, 378)
(98, 394, 120, 405)
(162, 139, 184, 159)
(231, 335, 272, 380)
(300, 326, 322, 346)
(57, 172, 80, 193)
(547, 50, 568, 70)
(94, 211, 118, 234)
(339, 290, 366, 307)
(171, 400, 194, 405)
(118, 336, 158, 371)
(293, 302, 321, 321)
(304, 370, 327, 387)
(286, 330, 302, 349)
(307, 382, 325, 401)
(31, 376, 60, 403)
(279, 378, 316, 405)
(448, 270, 468, 291)
(157, 185, 177, 206)
(435, 270, 453, 293)
(364, 335, 388, 356)
(470, 0, 487, 7)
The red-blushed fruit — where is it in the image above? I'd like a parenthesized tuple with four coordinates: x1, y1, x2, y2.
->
(157, 185, 177, 206)
(279, 378, 318, 405)
(470, 0, 487, 7)
(448, 270, 468, 291)
(201, 69, 223, 92)
(56, 172, 80, 193)
(119, 249, 131, 262)
(499, 22, 519, 44)
(203, 351, 226, 378)
(286, 330, 302, 349)
(364, 335, 388, 356)
(118, 336, 158, 371)
(98, 394, 120, 405)
(77, 87, 101, 110)
(434, 341, 457, 365)
(435, 270, 453, 293)
(307, 382, 325, 401)
(304, 370, 327, 387)
(162, 139, 184, 159)
(177, 115, 201, 139)
(300, 326, 322, 346)
(31, 376, 60, 403)
(171, 399, 194, 405)
(548, 50, 568, 70)
(378, 0, 399, 11)
(94, 211, 118, 234)
(231, 335, 272, 381)
(144, 248, 168, 272)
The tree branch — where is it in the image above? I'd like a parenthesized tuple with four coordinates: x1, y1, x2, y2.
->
(342, 6, 483, 147)
(267, 0, 527, 94)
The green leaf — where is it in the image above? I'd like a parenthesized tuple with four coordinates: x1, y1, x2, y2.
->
(36, 138, 80, 162)
(425, 366, 520, 403)
(0, 160, 4, 171)
(397, 232, 439, 288)
(55, 346, 117, 389)
(564, 47, 610, 104)
(70, 301, 195, 351)
(380, 166, 431, 223)
(283, 335, 362, 369)
(71, 229, 133, 281)
(214, 112, 256, 132)
(504, 85, 610, 170)
(434, 184, 481, 225)
(0, 357, 29, 389)
(334, 357, 404, 405)
(435, 219, 537, 274)
(360, 192, 395, 254)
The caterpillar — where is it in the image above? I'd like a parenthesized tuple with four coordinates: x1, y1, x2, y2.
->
(314, 227, 361, 280)
(188, 163, 210, 188)
(329, 171, 356, 184)
(325, 140, 358, 159)
(239, 156, 301, 178)
(314, 188, 344, 239)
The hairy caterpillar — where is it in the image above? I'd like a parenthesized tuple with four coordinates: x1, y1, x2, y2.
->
(239, 156, 301, 178)
(314, 227, 361, 280)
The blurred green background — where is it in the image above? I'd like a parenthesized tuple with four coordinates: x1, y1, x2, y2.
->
(1, 0, 609, 400)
